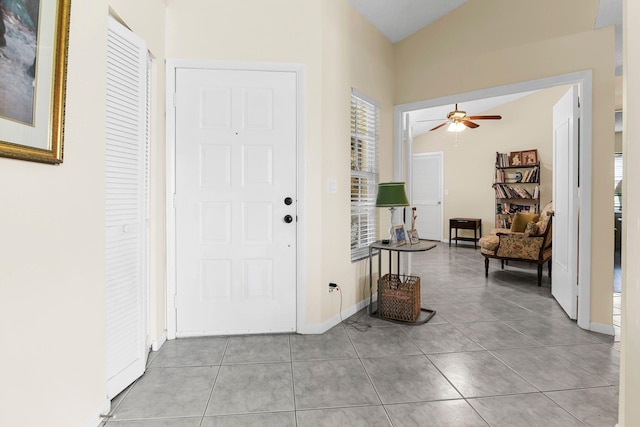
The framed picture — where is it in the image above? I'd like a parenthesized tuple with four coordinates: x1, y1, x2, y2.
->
(407, 229, 420, 245)
(0, 0, 71, 164)
(393, 225, 406, 246)
(522, 149, 538, 165)
(509, 151, 522, 166)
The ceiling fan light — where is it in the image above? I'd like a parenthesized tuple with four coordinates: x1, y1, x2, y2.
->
(447, 122, 466, 132)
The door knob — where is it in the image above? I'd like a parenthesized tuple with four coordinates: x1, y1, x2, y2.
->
(284, 197, 293, 205)
(284, 215, 293, 223)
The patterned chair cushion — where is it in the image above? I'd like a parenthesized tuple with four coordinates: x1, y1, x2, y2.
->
(524, 221, 539, 236)
(496, 234, 544, 260)
(479, 235, 499, 255)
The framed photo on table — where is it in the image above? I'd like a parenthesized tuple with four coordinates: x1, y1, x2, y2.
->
(0, 0, 71, 164)
(393, 225, 406, 245)
(407, 229, 420, 245)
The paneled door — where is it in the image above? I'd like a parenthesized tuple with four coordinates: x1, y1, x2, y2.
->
(552, 85, 579, 319)
(411, 152, 443, 241)
(175, 68, 297, 335)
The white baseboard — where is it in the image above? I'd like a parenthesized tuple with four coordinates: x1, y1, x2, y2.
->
(590, 322, 615, 336)
(152, 330, 167, 351)
(297, 295, 376, 335)
(87, 399, 111, 427)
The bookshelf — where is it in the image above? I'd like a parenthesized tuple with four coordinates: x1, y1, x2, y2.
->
(494, 151, 540, 228)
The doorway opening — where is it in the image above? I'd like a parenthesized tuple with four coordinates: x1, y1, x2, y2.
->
(394, 71, 596, 331)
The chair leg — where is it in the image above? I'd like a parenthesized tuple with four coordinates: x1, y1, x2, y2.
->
(537, 264, 543, 286)
(484, 257, 489, 277)
(501, 259, 505, 270)
(548, 259, 552, 278)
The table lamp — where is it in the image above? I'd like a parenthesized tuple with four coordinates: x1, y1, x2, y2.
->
(376, 182, 409, 243)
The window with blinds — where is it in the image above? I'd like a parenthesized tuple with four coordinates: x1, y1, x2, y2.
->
(350, 90, 379, 262)
(614, 153, 623, 211)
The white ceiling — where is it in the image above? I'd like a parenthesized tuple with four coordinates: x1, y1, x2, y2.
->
(348, 0, 470, 43)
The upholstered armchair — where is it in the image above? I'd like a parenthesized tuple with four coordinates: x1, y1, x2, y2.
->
(479, 202, 553, 286)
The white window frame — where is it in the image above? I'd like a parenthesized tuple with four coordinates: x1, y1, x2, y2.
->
(350, 89, 379, 262)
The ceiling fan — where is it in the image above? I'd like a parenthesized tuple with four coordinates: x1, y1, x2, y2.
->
(418, 104, 502, 132)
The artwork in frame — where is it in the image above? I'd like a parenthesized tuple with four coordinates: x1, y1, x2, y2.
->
(407, 229, 420, 245)
(509, 151, 522, 166)
(522, 149, 538, 165)
(393, 225, 407, 246)
(0, 0, 71, 164)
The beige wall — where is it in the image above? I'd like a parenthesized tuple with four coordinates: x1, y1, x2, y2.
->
(620, 1, 640, 424)
(395, 0, 615, 327)
(0, 1, 166, 426)
(165, 0, 394, 327)
(413, 87, 567, 238)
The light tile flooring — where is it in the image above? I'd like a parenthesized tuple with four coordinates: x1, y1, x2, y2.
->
(103, 244, 619, 427)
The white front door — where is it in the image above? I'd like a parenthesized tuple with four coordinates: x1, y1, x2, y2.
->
(175, 68, 297, 336)
(552, 86, 579, 319)
(411, 153, 443, 240)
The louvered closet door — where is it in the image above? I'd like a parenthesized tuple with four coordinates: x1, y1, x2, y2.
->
(105, 17, 149, 399)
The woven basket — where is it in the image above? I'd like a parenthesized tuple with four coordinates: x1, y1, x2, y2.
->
(379, 274, 421, 322)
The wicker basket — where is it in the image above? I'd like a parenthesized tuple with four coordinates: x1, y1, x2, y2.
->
(379, 274, 421, 322)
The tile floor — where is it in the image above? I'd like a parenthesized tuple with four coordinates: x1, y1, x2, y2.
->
(103, 244, 619, 427)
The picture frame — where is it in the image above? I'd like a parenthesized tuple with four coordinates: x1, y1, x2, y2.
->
(509, 151, 522, 166)
(0, 0, 71, 164)
(407, 229, 420, 245)
(393, 225, 406, 246)
(522, 149, 538, 165)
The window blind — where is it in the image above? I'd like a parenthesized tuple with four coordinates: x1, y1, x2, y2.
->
(350, 90, 379, 262)
(614, 153, 623, 210)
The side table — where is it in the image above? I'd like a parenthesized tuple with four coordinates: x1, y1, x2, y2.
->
(449, 218, 482, 249)
(368, 240, 437, 324)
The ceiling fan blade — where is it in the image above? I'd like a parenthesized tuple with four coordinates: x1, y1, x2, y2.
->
(462, 120, 479, 128)
(429, 122, 448, 131)
(466, 115, 502, 120)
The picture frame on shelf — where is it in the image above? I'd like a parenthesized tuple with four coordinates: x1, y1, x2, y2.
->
(0, 0, 71, 164)
(509, 151, 522, 166)
(522, 149, 538, 165)
(393, 225, 407, 246)
(407, 229, 420, 245)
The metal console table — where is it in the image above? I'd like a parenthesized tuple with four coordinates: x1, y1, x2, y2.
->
(368, 240, 437, 324)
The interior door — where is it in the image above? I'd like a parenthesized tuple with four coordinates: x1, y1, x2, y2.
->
(552, 85, 579, 319)
(411, 152, 443, 240)
(175, 68, 297, 336)
(105, 17, 149, 399)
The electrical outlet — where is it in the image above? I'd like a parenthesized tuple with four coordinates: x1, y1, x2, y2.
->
(328, 283, 338, 292)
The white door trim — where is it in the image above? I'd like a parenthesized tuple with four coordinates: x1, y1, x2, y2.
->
(394, 71, 592, 330)
(165, 60, 307, 339)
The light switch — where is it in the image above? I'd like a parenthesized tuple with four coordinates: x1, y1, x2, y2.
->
(444, 189, 449, 196)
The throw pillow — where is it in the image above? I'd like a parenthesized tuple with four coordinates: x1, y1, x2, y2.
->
(510, 212, 540, 233)
(524, 221, 539, 236)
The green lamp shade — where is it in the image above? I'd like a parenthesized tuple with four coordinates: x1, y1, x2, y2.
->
(376, 182, 409, 207)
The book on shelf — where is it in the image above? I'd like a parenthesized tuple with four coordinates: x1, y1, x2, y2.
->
(496, 152, 509, 168)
